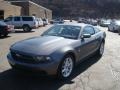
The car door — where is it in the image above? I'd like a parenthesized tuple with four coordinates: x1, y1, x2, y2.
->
(78, 26, 97, 59)
(12, 17, 21, 28)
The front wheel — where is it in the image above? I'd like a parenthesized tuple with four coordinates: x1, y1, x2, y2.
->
(57, 55, 74, 80)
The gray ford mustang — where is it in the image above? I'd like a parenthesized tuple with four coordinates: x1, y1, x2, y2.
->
(7, 24, 106, 79)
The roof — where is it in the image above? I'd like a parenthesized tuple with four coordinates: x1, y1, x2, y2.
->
(56, 23, 92, 28)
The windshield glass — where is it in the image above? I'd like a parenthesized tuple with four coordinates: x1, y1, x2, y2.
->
(42, 25, 81, 39)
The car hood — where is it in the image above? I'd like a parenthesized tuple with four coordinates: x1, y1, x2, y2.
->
(10, 36, 76, 55)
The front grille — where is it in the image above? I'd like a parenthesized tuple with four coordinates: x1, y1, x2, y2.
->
(11, 51, 38, 64)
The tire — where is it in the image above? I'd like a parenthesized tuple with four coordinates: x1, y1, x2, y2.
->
(57, 55, 75, 80)
(108, 27, 110, 31)
(97, 42, 105, 57)
(43, 24, 46, 27)
(4, 32, 8, 37)
(10, 64, 19, 71)
(23, 25, 31, 32)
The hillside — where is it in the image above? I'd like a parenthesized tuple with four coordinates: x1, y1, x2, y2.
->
(7, 0, 120, 18)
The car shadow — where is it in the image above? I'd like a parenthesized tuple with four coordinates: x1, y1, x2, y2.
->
(108, 30, 118, 33)
(0, 36, 11, 39)
(15, 31, 35, 33)
(0, 55, 101, 90)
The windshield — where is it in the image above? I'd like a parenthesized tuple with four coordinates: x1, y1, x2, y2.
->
(42, 25, 81, 39)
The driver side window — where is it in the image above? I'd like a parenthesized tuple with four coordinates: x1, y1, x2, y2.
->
(82, 26, 95, 35)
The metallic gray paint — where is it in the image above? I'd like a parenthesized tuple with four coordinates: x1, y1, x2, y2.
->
(7, 24, 106, 75)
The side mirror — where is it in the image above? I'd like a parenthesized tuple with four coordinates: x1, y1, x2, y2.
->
(82, 34, 91, 38)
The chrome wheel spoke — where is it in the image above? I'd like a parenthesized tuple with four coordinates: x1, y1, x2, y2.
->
(61, 57, 73, 78)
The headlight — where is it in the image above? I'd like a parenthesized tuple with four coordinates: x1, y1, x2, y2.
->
(34, 56, 52, 63)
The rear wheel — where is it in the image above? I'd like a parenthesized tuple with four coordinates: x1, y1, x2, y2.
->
(108, 27, 110, 31)
(4, 32, 8, 37)
(57, 55, 74, 80)
(97, 42, 105, 56)
(23, 25, 31, 32)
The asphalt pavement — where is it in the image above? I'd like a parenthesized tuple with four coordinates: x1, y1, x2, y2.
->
(0, 22, 120, 90)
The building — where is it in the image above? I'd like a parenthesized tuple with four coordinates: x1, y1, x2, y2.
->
(10, 0, 52, 21)
(0, 0, 21, 19)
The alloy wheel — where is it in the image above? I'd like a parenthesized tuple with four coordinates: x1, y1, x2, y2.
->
(61, 57, 74, 78)
(100, 42, 104, 55)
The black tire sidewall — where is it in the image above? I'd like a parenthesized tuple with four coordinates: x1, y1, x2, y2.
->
(98, 42, 105, 56)
(4, 32, 8, 37)
(57, 55, 74, 80)
(23, 25, 31, 32)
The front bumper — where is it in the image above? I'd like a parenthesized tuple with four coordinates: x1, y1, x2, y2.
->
(108, 25, 120, 32)
(100, 24, 108, 27)
(7, 53, 59, 75)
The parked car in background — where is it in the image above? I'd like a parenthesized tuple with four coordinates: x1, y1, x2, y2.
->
(108, 20, 120, 33)
(42, 18, 49, 26)
(78, 18, 88, 24)
(99, 19, 111, 27)
(89, 19, 98, 26)
(7, 24, 106, 79)
(50, 18, 64, 24)
(78, 18, 97, 26)
(78, 18, 84, 23)
(0, 21, 14, 37)
(4, 16, 38, 32)
(37, 18, 43, 27)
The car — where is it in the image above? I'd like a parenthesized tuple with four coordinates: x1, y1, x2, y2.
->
(89, 19, 98, 26)
(7, 24, 106, 79)
(78, 18, 88, 24)
(37, 18, 43, 27)
(78, 18, 84, 23)
(99, 19, 111, 27)
(50, 18, 64, 24)
(42, 18, 49, 26)
(0, 21, 14, 37)
(108, 20, 120, 33)
(4, 16, 38, 32)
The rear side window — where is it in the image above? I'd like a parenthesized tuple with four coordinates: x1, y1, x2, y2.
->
(22, 17, 33, 21)
(82, 26, 95, 35)
(95, 27, 100, 33)
(14, 17, 21, 21)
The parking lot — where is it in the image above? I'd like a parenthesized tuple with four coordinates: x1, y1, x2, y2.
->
(0, 22, 120, 90)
